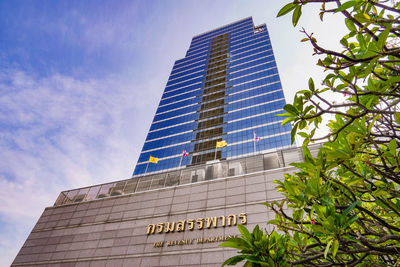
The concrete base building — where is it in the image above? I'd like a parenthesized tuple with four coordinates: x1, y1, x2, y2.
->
(12, 145, 321, 266)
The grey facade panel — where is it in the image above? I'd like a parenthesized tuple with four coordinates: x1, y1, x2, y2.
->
(12, 165, 293, 266)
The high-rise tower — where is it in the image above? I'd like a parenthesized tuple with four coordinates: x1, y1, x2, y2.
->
(134, 17, 292, 176)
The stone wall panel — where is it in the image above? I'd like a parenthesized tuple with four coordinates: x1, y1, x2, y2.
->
(12, 166, 293, 266)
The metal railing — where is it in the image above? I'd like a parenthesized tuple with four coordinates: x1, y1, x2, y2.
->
(54, 144, 322, 207)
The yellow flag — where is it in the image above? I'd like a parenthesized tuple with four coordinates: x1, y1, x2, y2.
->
(216, 140, 227, 148)
(149, 156, 159, 163)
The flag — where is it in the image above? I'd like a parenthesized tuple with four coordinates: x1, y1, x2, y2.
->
(149, 156, 159, 163)
(182, 150, 189, 157)
(254, 132, 260, 142)
(216, 140, 228, 148)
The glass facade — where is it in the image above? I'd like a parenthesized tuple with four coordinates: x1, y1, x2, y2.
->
(133, 17, 292, 176)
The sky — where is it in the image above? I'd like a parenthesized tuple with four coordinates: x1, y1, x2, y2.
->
(0, 0, 346, 265)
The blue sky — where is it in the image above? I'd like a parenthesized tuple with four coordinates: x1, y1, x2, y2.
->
(0, 0, 345, 265)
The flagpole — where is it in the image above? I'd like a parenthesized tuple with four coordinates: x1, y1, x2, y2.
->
(214, 147, 217, 160)
(145, 161, 150, 174)
(179, 155, 183, 167)
(253, 132, 256, 154)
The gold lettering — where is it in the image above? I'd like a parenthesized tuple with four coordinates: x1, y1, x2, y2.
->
(205, 217, 218, 228)
(219, 216, 226, 227)
(157, 223, 164, 233)
(147, 212, 246, 235)
(196, 218, 204, 230)
(187, 219, 195, 230)
(227, 214, 237, 226)
(153, 241, 164, 247)
(176, 220, 185, 232)
(164, 222, 175, 233)
(153, 236, 233, 248)
(146, 224, 156, 235)
(238, 213, 247, 224)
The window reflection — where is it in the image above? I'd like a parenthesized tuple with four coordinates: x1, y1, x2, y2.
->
(54, 145, 326, 207)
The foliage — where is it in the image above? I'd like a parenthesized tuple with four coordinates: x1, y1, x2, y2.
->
(221, 0, 400, 266)
(220, 225, 289, 267)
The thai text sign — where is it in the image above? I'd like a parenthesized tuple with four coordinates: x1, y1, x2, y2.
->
(146, 213, 247, 235)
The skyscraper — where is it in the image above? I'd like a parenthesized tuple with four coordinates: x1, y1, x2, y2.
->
(12, 18, 313, 267)
(134, 17, 292, 176)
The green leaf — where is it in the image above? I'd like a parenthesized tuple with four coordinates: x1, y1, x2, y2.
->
(294, 94, 304, 113)
(319, 11, 324, 21)
(342, 200, 359, 218)
(364, 2, 372, 13)
(308, 78, 315, 91)
(367, 77, 376, 91)
(324, 239, 333, 259)
(292, 5, 302, 27)
(302, 145, 313, 162)
(345, 18, 357, 32)
(389, 139, 397, 153)
(252, 225, 263, 241)
(298, 132, 308, 138)
(377, 26, 391, 50)
(395, 113, 400, 124)
(319, 195, 334, 206)
(237, 224, 252, 243)
(367, 41, 377, 56)
(291, 122, 298, 144)
(340, 37, 348, 47)
(335, 1, 356, 13)
(277, 2, 297, 17)
(365, 95, 376, 109)
(357, 33, 366, 51)
(246, 255, 272, 265)
(283, 104, 299, 115)
(344, 214, 359, 228)
(387, 75, 400, 83)
(304, 105, 313, 114)
(222, 255, 247, 266)
(354, 13, 371, 23)
(332, 239, 339, 257)
(281, 117, 295, 126)
(219, 238, 250, 250)
(277, 112, 291, 117)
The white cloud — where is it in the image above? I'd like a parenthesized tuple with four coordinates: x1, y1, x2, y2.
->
(0, 69, 158, 266)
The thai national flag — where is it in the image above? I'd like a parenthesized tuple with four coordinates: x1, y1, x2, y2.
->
(254, 132, 260, 142)
(182, 150, 189, 157)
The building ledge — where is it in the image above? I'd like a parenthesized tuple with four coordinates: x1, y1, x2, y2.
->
(53, 143, 322, 207)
